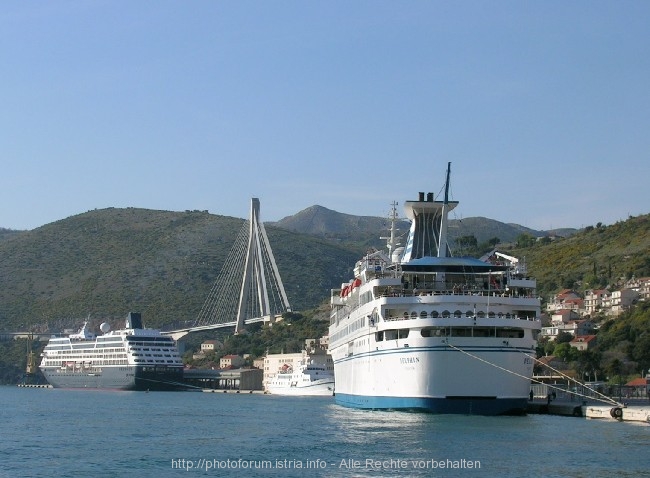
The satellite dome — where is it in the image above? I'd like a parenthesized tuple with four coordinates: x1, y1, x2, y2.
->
(100, 322, 111, 333)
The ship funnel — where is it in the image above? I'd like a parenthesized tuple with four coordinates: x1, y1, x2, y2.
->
(427, 192, 433, 202)
(125, 312, 143, 329)
(418, 192, 424, 201)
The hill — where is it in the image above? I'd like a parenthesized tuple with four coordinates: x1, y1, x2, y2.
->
(0, 208, 360, 331)
(271, 205, 569, 249)
(0, 227, 25, 243)
(505, 214, 650, 300)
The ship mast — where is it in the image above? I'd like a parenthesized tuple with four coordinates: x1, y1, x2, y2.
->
(380, 201, 400, 260)
(437, 162, 452, 258)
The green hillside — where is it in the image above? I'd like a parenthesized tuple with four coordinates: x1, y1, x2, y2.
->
(506, 214, 650, 302)
(0, 208, 360, 331)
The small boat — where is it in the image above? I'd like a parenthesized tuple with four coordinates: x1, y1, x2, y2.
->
(267, 358, 335, 396)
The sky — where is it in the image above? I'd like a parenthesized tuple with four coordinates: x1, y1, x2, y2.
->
(2, 1, 649, 232)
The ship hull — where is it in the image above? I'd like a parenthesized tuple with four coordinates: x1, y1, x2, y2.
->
(40, 365, 186, 391)
(329, 316, 539, 415)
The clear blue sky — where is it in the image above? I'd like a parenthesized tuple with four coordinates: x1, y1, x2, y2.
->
(2, 1, 649, 231)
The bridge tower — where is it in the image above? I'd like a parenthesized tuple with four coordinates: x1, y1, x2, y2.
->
(183, 197, 292, 339)
(235, 198, 291, 333)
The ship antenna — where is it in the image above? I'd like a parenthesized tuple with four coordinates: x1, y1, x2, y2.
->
(437, 162, 451, 258)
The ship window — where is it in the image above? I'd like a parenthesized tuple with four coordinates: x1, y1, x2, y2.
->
(450, 327, 472, 337)
(498, 312, 504, 318)
(431, 311, 439, 318)
(420, 311, 428, 319)
(375, 331, 384, 342)
(496, 328, 524, 338)
(410, 312, 417, 319)
(442, 310, 450, 318)
(472, 327, 490, 337)
(488, 312, 496, 318)
(398, 329, 409, 339)
(384, 330, 398, 340)
(505, 313, 512, 319)
(477, 311, 486, 318)
(453, 310, 462, 318)
(403, 312, 409, 319)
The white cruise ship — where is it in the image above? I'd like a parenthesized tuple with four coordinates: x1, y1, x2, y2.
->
(266, 358, 335, 396)
(40, 313, 187, 391)
(328, 163, 541, 415)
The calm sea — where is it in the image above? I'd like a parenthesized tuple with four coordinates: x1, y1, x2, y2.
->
(0, 386, 648, 478)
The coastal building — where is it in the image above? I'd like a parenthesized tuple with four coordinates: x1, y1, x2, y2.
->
(551, 309, 580, 325)
(584, 289, 610, 315)
(541, 319, 595, 340)
(220, 354, 245, 369)
(546, 289, 582, 314)
(569, 335, 597, 351)
(629, 277, 650, 302)
(201, 340, 223, 352)
(609, 288, 639, 316)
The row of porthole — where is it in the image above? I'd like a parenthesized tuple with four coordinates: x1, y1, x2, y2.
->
(392, 311, 517, 319)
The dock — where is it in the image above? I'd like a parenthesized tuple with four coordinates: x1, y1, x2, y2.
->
(582, 403, 650, 423)
(527, 398, 650, 423)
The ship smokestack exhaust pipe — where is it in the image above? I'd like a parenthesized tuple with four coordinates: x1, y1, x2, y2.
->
(418, 192, 424, 201)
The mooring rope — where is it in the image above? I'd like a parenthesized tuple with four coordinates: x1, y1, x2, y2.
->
(445, 341, 622, 407)
(520, 351, 621, 406)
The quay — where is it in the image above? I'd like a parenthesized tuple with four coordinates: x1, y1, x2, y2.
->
(182, 367, 264, 392)
(526, 398, 650, 423)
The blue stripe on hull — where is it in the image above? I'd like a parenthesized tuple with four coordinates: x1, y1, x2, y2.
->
(335, 393, 527, 415)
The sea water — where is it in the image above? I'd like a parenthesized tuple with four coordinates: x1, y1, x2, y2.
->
(0, 386, 648, 477)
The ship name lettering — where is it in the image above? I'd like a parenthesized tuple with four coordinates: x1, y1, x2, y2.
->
(400, 357, 420, 364)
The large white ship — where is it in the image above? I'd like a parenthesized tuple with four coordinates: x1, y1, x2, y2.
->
(328, 163, 541, 415)
(266, 357, 335, 396)
(40, 312, 187, 391)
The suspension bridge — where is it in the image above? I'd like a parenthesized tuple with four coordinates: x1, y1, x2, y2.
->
(163, 198, 291, 341)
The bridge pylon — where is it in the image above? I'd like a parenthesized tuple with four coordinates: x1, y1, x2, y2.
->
(235, 198, 291, 333)
(164, 198, 291, 339)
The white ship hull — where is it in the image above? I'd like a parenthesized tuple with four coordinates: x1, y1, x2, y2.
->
(330, 316, 537, 414)
(267, 378, 335, 396)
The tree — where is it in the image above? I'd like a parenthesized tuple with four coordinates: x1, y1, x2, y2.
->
(515, 233, 536, 248)
(553, 343, 578, 362)
(456, 235, 478, 249)
(487, 237, 500, 247)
